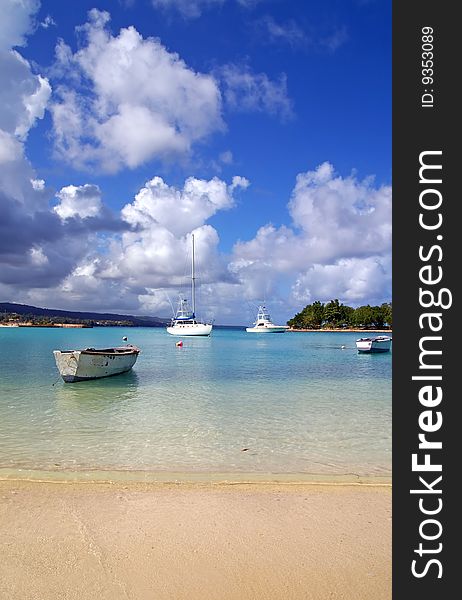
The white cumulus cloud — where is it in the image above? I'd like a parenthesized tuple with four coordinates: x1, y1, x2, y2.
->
(288, 162, 391, 263)
(0, 0, 40, 51)
(50, 9, 224, 173)
(290, 256, 391, 306)
(35, 174, 248, 315)
(121, 174, 248, 237)
(229, 162, 392, 308)
(0, 50, 51, 141)
(0, 129, 24, 163)
(54, 184, 103, 220)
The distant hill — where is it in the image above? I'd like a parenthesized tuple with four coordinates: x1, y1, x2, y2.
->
(0, 302, 169, 327)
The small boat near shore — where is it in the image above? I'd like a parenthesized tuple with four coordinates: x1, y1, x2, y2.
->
(246, 305, 289, 333)
(356, 336, 392, 353)
(53, 345, 141, 383)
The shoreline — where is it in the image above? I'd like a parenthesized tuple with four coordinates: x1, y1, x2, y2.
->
(0, 479, 391, 599)
(0, 467, 391, 486)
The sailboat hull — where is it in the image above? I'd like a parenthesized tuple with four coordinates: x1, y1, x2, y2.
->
(167, 323, 212, 336)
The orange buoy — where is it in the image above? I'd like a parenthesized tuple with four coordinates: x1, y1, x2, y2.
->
(176, 341, 183, 347)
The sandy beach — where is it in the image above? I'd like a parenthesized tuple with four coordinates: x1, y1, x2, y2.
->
(0, 479, 391, 600)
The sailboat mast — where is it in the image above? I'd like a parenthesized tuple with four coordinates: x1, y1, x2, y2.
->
(191, 234, 196, 317)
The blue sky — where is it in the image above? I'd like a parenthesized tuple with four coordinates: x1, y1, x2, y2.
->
(0, 0, 391, 324)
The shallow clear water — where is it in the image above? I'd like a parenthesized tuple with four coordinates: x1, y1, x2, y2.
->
(0, 327, 391, 478)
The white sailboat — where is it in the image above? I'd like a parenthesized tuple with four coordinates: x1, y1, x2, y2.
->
(246, 305, 289, 333)
(166, 235, 213, 336)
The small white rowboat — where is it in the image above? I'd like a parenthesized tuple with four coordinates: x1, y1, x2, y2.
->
(355, 336, 392, 353)
(53, 345, 141, 383)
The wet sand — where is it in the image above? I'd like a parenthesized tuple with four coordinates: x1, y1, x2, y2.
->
(0, 479, 391, 600)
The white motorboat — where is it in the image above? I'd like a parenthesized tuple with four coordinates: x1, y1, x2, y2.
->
(166, 234, 213, 336)
(355, 335, 392, 353)
(53, 345, 140, 382)
(246, 305, 289, 333)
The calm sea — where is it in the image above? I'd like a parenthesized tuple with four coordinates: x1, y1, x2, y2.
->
(0, 326, 391, 481)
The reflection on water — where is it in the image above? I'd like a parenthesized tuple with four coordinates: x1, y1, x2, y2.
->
(0, 327, 391, 476)
(54, 370, 140, 412)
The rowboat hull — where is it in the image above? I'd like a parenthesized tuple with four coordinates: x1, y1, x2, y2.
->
(53, 346, 140, 382)
(356, 337, 392, 353)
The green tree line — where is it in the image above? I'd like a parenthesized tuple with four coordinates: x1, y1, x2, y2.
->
(287, 300, 392, 329)
(0, 312, 134, 327)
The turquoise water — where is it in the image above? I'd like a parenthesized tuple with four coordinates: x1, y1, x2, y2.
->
(0, 327, 391, 480)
